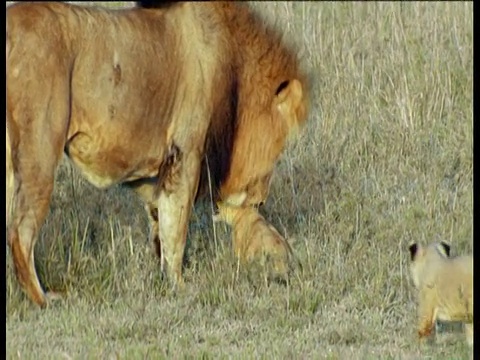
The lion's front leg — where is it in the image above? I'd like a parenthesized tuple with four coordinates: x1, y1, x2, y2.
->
(127, 180, 162, 260)
(156, 147, 201, 288)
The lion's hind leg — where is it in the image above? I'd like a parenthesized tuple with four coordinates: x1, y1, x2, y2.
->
(7, 120, 67, 307)
(7, 155, 56, 308)
(7, 76, 70, 308)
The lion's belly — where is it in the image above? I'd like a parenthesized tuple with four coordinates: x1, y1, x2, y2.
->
(63, 13, 224, 189)
(66, 115, 168, 189)
(66, 60, 173, 188)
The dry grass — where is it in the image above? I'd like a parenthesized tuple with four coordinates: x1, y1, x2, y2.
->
(6, 2, 473, 359)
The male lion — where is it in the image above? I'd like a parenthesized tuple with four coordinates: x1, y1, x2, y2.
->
(408, 242, 473, 346)
(213, 192, 293, 280)
(6, 1, 309, 307)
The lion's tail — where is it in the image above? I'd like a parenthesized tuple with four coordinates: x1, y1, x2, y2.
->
(289, 248, 304, 275)
(6, 127, 15, 227)
(6, 20, 9, 71)
(6, 24, 14, 226)
(285, 237, 304, 275)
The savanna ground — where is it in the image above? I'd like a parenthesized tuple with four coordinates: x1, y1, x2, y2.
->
(6, 2, 473, 359)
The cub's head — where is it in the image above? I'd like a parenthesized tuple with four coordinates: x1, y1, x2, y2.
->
(407, 241, 451, 288)
(212, 202, 240, 225)
(213, 192, 248, 225)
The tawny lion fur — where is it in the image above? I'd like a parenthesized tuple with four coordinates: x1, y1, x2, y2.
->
(408, 242, 473, 346)
(6, 1, 309, 307)
(213, 193, 293, 279)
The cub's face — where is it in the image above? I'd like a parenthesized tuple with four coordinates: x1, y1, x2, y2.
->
(408, 241, 451, 288)
(212, 201, 240, 225)
(244, 173, 273, 207)
(213, 191, 248, 225)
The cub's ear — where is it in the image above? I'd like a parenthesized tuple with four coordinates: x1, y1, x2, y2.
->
(408, 243, 420, 261)
(274, 79, 305, 135)
(438, 241, 451, 257)
(223, 192, 247, 207)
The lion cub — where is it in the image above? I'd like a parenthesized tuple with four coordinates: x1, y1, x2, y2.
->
(408, 241, 473, 346)
(213, 195, 292, 279)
